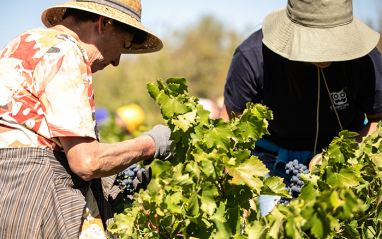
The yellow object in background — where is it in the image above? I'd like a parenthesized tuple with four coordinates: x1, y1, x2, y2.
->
(116, 104, 145, 134)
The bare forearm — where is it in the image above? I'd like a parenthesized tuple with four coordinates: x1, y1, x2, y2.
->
(220, 102, 240, 122)
(356, 115, 382, 143)
(60, 135, 155, 181)
(356, 121, 378, 143)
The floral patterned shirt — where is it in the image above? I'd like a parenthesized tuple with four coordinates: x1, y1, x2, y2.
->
(0, 28, 98, 150)
(0, 28, 107, 238)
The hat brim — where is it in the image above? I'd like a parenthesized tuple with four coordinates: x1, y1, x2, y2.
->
(41, 2, 163, 54)
(262, 7, 380, 62)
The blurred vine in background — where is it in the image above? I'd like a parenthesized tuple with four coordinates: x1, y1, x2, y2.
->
(98, 114, 148, 143)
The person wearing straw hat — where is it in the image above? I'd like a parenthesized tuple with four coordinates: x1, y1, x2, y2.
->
(221, 0, 382, 217)
(0, 0, 173, 238)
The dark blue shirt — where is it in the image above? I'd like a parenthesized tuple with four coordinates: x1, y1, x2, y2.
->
(224, 29, 382, 151)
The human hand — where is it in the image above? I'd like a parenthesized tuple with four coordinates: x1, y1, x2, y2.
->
(309, 153, 322, 171)
(133, 166, 152, 192)
(141, 124, 173, 164)
(114, 164, 152, 199)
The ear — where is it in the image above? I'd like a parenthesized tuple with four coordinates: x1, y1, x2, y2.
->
(97, 16, 113, 33)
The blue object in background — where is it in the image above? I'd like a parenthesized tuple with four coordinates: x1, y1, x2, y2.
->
(95, 107, 110, 125)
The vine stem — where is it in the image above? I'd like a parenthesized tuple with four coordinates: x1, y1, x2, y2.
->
(138, 195, 169, 239)
(218, 177, 226, 199)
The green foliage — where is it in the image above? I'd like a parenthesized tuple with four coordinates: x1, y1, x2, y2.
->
(108, 78, 289, 238)
(245, 125, 382, 238)
(109, 78, 382, 238)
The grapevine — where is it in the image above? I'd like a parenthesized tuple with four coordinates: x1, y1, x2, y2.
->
(108, 77, 289, 238)
(108, 78, 382, 239)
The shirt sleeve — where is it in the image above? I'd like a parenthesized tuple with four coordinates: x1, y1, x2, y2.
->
(359, 47, 382, 116)
(36, 41, 97, 139)
(223, 40, 264, 114)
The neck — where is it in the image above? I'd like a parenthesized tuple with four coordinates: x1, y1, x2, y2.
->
(50, 21, 81, 43)
(49, 18, 99, 68)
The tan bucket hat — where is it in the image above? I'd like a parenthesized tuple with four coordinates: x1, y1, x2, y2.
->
(41, 0, 163, 54)
(262, 0, 380, 62)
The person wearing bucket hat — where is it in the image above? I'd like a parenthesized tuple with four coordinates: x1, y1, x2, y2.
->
(221, 0, 382, 217)
(0, 0, 173, 238)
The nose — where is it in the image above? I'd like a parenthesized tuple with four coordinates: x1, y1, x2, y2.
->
(111, 55, 121, 67)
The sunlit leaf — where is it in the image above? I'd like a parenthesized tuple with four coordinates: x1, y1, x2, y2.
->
(200, 182, 219, 215)
(227, 156, 268, 194)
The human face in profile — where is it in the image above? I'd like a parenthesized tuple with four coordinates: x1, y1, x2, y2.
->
(90, 18, 134, 73)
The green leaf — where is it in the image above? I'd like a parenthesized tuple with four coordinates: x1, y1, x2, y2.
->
(327, 144, 346, 164)
(245, 221, 269, 239)
(166, 77, 188, 85)
(164, 191, 183, 214)
(210, 203, 227, 223)
(373, 152, 382, 169)
(147, 82, 160, 100)
(212, 219, 231, 239)
(226, 156, 268, 195)
(172, 110, 197, 131)
(187, 192, 200, 217)
(196, 103, 212, 124)
(201, 158, 216, 179)
(157, 92, 190, 118)
(200, 182, 219, 216)
(299, 182, 318, 201)
(203, 118, 235, 151)
(261, 176, 290, 198)
(326, 166, 360, 187)
(230, 149, 252, 166)
(269, 207, 285, 239)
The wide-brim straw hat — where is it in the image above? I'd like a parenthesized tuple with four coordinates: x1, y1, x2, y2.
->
(262, 0, 380, 62)
(41, 0, 163, 54)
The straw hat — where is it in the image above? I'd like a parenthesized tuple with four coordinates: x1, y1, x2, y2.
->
(41, 0, 163, 54)
(262, 0, 380, 62)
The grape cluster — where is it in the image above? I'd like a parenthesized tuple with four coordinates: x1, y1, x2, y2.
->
(278, 159, 310, 204)
(114, 164, 151, 196)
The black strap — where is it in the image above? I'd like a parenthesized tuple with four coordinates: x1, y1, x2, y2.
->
(77, 0, 141, 21)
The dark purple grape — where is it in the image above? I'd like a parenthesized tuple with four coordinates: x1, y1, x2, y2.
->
(279, 160, 311, 204)
(114, 164, 149, 196)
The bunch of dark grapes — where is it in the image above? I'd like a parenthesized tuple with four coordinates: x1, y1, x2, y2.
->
(114, 164, 149, 196)
(279, 159, 310, 205)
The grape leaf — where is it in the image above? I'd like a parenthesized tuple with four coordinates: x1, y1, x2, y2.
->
(200, 182, 219, 215)
(226, 156, 268, 195)
(373, 152, 382, 169)
(166, 77, 188, 85)
(157, 92, 190, 118)
(299, 181, 318, 201)
(261, 176, 290, 198)
(246, 221, 269, 239)
(147, 82, 160, 100)
(210, 203, 227, 223)
(187, 192, 200, 217)
(326, 166, 360, 187)
(164, 191, 183, 214)
(203, 118, 235, 151)
(172, 110, 197, 132)
(269, 207, 285, 239)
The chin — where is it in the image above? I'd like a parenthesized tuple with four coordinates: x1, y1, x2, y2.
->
(312, 62, 332, 68)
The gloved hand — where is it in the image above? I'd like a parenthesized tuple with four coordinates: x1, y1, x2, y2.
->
(141, 124, 173, 164)
(133, 166, 152, 192)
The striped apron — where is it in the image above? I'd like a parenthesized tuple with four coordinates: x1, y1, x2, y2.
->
(0, 147, 122, 239)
